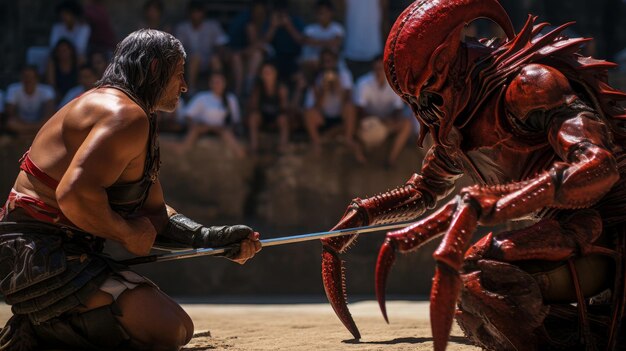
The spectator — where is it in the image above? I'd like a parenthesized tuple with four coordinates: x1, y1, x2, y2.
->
(45, 39, 79, 104)
(299, 0, 344, 77)
(140, 0, 172, 33)
(57, 64, 98, 109)
(83, 0, 117, 54)
(49, 1, 91, 61)
(340, 0, 388, 80)
(177, 71, 245, 158)
(247, 60, 290, 153)
(263, 0, 305, 81)
(88, 50, 109, 78)
(228, 0, 270, 96)
(5, 66, 56, 135)
(0, 89, 5, 135)
(175, 0, 229, 93)
(304, 49, 363, 162)
(353, 56, 412, 166)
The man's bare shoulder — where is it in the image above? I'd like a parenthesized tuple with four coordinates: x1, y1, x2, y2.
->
(70, 88, 149, 129)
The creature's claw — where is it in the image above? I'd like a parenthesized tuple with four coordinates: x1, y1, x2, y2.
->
(375, 238, 396, 323)
(321, 207, 366, 339)
(430, 202, 478, 351)
(375, 201, 459, 326)
(431, 264, 463, 351)
(322, 245, 361, 339)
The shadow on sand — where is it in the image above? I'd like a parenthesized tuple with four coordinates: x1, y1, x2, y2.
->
(343, 335, 473, 346)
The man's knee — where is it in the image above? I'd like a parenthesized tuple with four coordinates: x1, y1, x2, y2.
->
(117, 286, 194, 349)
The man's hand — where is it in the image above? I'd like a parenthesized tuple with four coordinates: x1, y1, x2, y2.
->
(192, 224, 262, 263)
(228, 231, 262, 265)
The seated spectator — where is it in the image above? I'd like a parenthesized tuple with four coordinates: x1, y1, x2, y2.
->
(88, 49, 109, 78)
(57, 64, 98, 109)
(304, 49, 363, 162)
(46, 39, 79, 104)
(299, 0, 344, 77)
(177, 71, 246, 158)
(5, 66, 56, 135)
(140, 0, 172, 33)
(175, 0, 229, 93)
(247, 60, 290, 153)
(0, 89, 5, 135)
(83, 0, 116, 54)
(353, 56, 412, 166)
(263, 0, 305, 82)
(49, 1, 91, 62)
(228, 0, 270, 96)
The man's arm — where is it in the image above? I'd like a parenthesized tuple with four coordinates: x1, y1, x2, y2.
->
(56, 105, 157, 256)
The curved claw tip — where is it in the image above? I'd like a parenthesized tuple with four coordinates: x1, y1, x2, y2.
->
(322, 247, 361, 340)
(430, 265, 463, 351)
(375, 239, 396, 325)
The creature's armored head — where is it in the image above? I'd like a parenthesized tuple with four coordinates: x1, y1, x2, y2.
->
(384, 0, 514, 145)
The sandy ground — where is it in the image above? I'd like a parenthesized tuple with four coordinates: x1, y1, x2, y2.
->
(0, 300, 479, 351)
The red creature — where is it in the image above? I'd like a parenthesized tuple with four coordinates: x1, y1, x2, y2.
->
(321, 0, 626, 350)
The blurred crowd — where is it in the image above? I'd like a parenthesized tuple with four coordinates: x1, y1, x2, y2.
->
(0, 0, 423, 166)
(6, 0, 624, 166)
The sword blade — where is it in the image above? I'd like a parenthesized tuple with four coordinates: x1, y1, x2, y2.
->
(120, 221, 413, 266)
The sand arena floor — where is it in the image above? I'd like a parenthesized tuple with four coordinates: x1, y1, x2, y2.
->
(1, 299, 479, 350)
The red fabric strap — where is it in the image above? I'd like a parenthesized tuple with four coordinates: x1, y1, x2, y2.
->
(19, 150, 60, 190)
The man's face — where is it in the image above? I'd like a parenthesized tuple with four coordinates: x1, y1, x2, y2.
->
(157, 59, 187, 112)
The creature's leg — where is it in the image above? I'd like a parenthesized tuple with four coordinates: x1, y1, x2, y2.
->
(458, 209, 615, 351)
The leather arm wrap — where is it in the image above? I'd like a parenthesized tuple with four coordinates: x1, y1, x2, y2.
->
(157, 214, 253, 257)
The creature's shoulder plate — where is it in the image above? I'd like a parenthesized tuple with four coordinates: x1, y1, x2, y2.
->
(504, 64, 578, 122)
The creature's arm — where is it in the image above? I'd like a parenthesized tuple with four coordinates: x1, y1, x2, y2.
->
(334, 144, 464, 229)
(470, 64, 620, 225)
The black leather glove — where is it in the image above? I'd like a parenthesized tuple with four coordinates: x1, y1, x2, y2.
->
(160, 214, 254, 258)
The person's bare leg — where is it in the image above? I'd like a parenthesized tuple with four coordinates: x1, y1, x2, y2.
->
(304, 108, 324, 156)
(119, 287, 193, 350)
(246, 49, 264, 94)
(77, 286, 193, 351)
(387, 117, 412, 165)
(248, 111, 261, 153)
(277, 113, 290, 152)
(220, 128, 246, 159)
(342, 103, 366, 163)
(177, 123, 210, 153)
(231, 52, 244, 96)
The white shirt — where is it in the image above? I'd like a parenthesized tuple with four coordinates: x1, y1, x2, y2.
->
(185, 91, 240, 127)
(49, 22, 91, 58)
(6, 83, 55, 123)
(304, 68, 354, 117)
(301, 22, 344, 62)
(343, 0, 382, 61)
(175, 20, 229, 58)
(354, 72, 404, 117)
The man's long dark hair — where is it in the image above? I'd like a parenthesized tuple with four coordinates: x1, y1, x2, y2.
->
(96, 29, 186, 111)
